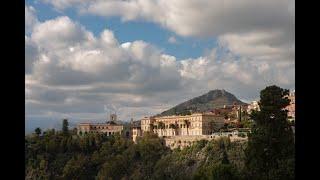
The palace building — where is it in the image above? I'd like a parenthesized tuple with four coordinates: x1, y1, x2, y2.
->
(133, 113, 225, 143)
(77, 114, 124, 136)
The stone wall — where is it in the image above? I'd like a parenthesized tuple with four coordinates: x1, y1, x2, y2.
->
(164, 133, 248, 149)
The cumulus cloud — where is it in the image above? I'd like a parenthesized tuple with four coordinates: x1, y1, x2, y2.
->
(218, 31, 294, 62)
(43, 0, 294, 38)
(25, 36, 40, 74)
(25, 5, 39, 33)
(41, 0, 295, 64)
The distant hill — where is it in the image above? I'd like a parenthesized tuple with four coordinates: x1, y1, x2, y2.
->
(158, 89, 247, 116)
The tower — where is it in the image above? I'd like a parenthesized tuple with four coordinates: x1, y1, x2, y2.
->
(110, 114, 117, 121)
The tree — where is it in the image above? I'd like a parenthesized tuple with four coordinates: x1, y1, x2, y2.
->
(62, 119, 69, 135)
(245, 85, 295, 179)
(174, 122, 179, 135)
(210, 164, 239, 180)
(184, 120, 190, 135)
(221, 142, 230, 165)
(209, 120, 217, 133)
(63, 154, 92, 180)
(96, 155, 128, 180)
(34, 127, 42, 136)
(169, 124, 175, 136)
(158, 122, 165, 136)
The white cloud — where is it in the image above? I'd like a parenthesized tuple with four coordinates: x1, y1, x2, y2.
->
(25, 36, 40, 74)
(218, 31, 294, 62)
(168, 36, 178, 44)
(25, 5, 39, 33)
(43, 0, 294, 39)
(31, 16, 94, 51)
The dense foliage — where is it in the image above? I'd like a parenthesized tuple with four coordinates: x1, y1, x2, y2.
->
(245, 85, 295, 179)
(26, 129, 246, 180)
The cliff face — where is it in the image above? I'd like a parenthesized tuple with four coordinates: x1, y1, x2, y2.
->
(159, 89, 247, 116)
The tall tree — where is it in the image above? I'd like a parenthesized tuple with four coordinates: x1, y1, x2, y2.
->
(158, 122, 165, 136)
(62, 119, 69, 135)
(245, 85, 295, 179)
(184, 120, 190, 135)
(221, 142, 230, 165)
(34, 127, 42, 136)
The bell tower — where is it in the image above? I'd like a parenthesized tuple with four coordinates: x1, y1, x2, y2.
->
(110, 114, 117, 121)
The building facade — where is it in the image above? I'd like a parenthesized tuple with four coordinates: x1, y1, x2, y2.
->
(138, 113, 224, 139)
(132, 113, 249, 148)
(247, 101, 260, 114)
(286, 90, 295, 119)
(77, 114, 124, 136)
(131, 120, 142, 142)
(77, 122, 124, 136)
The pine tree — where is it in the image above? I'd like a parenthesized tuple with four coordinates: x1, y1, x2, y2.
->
(62, 119, 69, 136)
(245, 85, 295, 179)
(34, 127, 42, 136)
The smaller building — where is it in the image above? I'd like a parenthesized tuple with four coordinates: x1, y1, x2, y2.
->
(77, 114, 124, 136)
(247, 101, 260, 114)
(130, 120, 142, 143)
(285, 90, 295, 120)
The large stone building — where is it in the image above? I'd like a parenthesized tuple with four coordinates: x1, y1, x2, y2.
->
(77, 114, 124, 136)
(141, 113, 225, 137)
(133, 113, 225, 146)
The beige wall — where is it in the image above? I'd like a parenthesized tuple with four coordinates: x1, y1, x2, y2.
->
(164, 134, 248, 149)
(77, 123, 123, 135)
(132, 128, 142, 143)
(139, 113, 224, 137)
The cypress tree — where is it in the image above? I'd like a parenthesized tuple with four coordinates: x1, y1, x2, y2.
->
(245, 85, 295, 179)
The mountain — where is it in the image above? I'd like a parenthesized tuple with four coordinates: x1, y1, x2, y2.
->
(158, 89, 247, 116)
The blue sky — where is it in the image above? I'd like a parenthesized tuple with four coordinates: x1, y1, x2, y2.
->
(27, 0, 218, 60)
(25, 0, 294, 133)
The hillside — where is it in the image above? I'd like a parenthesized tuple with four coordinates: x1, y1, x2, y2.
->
(159, 89, 247, 116)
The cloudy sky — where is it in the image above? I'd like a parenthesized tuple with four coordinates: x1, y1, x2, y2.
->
(25, 0, 295, 133)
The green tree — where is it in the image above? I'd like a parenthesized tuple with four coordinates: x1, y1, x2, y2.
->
(96, 155, 128, 180)
(62, 154, 91, 180)
(221, 146, 230, 165)
(158, 122, 165, 136)
(62, 119, 69, 135)
(35, 127, 42, 136)
(210, 164, 239, 180)
(184, 120, 190, 135)
(245, 85, 295, 180)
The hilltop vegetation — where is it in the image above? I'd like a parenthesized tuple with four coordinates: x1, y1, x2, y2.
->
(25, 130, 246, 180)
(159, 89, 247, 116)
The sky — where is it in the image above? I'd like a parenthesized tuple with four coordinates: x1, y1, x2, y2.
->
(25, 0, 295, 133)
